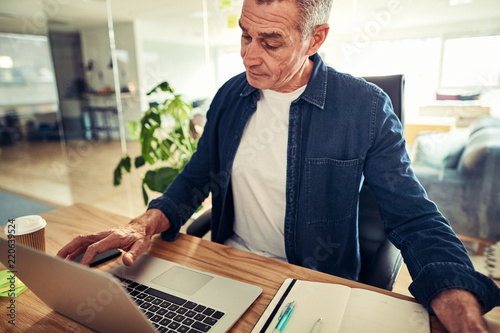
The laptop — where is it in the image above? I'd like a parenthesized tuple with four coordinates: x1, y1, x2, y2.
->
(0, 237, 262, 333)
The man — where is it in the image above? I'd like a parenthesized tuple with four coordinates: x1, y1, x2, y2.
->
(58, 0, 500, 331)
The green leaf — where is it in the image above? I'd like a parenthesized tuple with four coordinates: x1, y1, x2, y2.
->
(157, 81, 174, 93)
(141, 133, 158, 165)
(146, 81, 173, 95)
(135, 156, 145, 168)
(113, 80, 201, 201)
(113, 165, 122, 186)
(143, 167, 180, 193)
(150, 111, 162, 124)
(113, 155, 131, 186)
(122, 155, 131, 172)
(142, 182, 149, 206)
(126, 121, 140, 140)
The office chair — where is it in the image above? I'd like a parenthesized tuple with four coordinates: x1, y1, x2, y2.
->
(356, 74, 405, 290)
(187, 74, 406, 291)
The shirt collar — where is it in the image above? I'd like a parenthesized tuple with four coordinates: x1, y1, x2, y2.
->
(239, 53, 328, 110)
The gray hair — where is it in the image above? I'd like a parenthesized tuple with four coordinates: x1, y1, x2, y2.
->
(255, 0, 332, 39)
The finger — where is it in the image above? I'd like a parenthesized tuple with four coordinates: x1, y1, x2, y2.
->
(77, 228, 136, 266)
(78, 234, 123, 266)
(57, 230, 114, 259)
(122, 237, 151, 266)
(80, 233, 126, 266)
(64, 246, 88, 262)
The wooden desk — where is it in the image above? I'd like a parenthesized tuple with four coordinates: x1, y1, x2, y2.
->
(0, 204, 449, 332)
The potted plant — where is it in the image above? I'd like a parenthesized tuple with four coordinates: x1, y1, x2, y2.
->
(113, 81, 199, 205)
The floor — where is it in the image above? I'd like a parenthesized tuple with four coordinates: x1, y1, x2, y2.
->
(0, 140, 151, 218)
(0, 190, 55, 226)
(1, 139, 499, 323)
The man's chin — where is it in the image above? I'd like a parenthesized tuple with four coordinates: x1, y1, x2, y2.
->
(246, 72, 271, 90)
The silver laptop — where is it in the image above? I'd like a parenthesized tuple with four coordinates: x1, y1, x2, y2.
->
(0, 237, 262, 333)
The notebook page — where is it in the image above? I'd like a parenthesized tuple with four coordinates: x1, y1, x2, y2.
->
(339, 288, 430, 333)
(254, 279, 352, 333)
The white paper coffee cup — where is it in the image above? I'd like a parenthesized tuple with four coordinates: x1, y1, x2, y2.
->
(4, 215, 46, 252)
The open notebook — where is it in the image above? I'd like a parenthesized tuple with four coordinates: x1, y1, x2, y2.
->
(252, 278, 430, 333)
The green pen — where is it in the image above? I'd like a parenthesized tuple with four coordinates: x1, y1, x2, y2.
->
(309, 317, 323, 333)
(272, 301, 296, 333)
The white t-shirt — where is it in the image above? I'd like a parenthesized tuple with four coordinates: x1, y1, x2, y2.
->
(225, 85, 307, 262)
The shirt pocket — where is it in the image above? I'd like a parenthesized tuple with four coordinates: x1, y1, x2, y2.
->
(305, 157, 363, 225)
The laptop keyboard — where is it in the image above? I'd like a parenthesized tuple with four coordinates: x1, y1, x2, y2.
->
(114, 275, 225, 333)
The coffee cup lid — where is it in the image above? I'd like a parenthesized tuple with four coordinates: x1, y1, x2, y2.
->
(4, 215, 47, 236)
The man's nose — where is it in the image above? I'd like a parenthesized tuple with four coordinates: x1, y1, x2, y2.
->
(241, 42, 261, 68)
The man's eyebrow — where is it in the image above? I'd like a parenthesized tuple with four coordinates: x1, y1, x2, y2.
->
(238, 20, 283, 39)
(239, 20, 247, 31)
(259, 31, 283, 39)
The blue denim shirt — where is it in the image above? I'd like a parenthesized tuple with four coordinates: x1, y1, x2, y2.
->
(149, 54, 500, 313)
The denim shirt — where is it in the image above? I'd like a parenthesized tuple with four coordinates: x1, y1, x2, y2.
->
(149, 53, 500, 313)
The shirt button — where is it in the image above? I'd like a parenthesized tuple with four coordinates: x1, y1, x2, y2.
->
(234, 135, 239, 141)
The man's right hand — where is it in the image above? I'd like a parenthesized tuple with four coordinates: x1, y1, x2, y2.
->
(57, 208, 170, 266)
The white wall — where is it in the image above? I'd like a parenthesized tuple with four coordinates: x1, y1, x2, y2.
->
(139, 39, 217, 104)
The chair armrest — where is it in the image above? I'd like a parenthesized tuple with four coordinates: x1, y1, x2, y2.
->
(186, 209, 212, 238)
(365, 239, 404, 291)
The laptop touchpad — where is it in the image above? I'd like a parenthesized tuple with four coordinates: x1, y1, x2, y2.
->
(151, 266, 213, 295)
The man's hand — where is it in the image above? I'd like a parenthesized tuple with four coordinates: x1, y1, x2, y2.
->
(431, 289, 489, 333)
(57, 209, 170, 266)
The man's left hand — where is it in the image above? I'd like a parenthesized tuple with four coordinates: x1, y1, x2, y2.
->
(431, 289, 489, 333)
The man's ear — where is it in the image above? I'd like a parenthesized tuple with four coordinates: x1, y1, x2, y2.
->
(307, 23, 330, 56)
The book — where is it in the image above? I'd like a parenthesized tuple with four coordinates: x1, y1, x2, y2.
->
(252, 278, 430, 333)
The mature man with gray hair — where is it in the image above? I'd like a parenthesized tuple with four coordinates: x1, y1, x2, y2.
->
(59, 0, 500, 331)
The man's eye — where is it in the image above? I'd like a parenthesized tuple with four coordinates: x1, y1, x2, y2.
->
(265, 44, 278, 50)
(242, 35, 252, 41)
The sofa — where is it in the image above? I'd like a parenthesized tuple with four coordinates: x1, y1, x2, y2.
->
(411, 116, 500, 245)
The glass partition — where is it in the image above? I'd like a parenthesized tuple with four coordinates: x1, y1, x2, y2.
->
(0, 0, 134, 222)
(0, 3, 72, 221)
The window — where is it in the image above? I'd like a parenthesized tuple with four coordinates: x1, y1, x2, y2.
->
(0, 33, 58, 107)
(338, 38, 442, 118)
(440, 35, 500, 88)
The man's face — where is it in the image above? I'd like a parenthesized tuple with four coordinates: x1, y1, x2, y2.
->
(239, 0, 312, 93)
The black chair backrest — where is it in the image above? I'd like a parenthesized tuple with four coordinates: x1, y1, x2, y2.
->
(362, 74, 405, 127)
(357, 74, 405, 290)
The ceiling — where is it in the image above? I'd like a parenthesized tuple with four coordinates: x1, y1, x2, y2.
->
(1, 0, 499, 44)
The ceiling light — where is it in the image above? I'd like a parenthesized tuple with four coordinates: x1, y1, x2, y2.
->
(82, 0, 106, 4)
(190, 11, 212, 19)
(0, 55, 14, 69)
(449, 0, 473, 6)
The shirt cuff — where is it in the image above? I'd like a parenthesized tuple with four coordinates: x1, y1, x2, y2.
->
(147, 195, 183, 242)
(409, 262, 500, 314)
